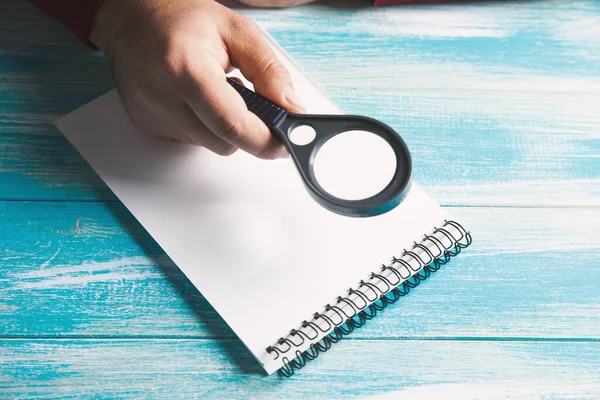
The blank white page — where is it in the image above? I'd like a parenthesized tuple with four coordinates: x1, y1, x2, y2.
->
(56, 32, 446, 374)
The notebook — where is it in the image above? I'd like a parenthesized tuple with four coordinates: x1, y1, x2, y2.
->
(55, 28, 472, 376)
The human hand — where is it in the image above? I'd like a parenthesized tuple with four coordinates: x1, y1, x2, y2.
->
(237, 0, 319, 7)
(90, 0, 305, 159)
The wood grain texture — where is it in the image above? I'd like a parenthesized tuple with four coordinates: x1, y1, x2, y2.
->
(1, 339, 599, 399)
(1, 1, 599, 206)
(2, 0, 600, 397)
(2, 201, 599, 340)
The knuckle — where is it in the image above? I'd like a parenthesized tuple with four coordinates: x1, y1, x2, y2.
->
(213, 143, 238, 157)
(256, 148, 279, 160)
(272, 0, 299, 7)
(152, 35, 190, 80)
(142, 126, 167, 139)
(213, 113, 246, 143)
(126, 105, 149, 128)
(235, 0, 258, 6)
(126, 82, 157, 109)
(237, 0, 290, 6)
(124, 93, 157, 127)
(230, 13, 259, 34)
(180, 136, 196, 146)
(159, 49, 187, 79)
(261, 59, 289, 81)
(267, 0, 290, 6)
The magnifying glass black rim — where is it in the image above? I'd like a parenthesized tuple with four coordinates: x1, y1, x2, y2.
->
(226, 77, 412, 217)
(276, 113, 413, 218)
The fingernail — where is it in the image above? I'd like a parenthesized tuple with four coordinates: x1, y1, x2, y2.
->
(284, 86, 305, 113)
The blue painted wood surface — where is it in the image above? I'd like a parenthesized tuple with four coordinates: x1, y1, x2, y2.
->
(1, 0, 599, 398)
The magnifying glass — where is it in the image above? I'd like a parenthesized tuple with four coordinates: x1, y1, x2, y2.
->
(228, 77, 412, 218)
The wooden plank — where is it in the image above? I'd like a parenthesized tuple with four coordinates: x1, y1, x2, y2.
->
(1, 339, 599, 398)
(250, 0, 600, 88)
(2, 201, 599, 339)
(1, 2, 599, 205)
(2, 91, 600, 204)
(0, 134, 114, 200)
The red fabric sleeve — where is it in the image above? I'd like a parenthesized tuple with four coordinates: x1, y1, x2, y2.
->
(29, 0, 105, 46)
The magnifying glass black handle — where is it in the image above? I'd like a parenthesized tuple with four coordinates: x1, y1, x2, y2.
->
(227, 77, 412, 218)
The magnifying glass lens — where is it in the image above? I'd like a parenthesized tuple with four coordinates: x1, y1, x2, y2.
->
(313, 130, 398, 201)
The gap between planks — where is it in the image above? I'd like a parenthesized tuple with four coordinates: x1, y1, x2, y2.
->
(1, 336, 599, 342)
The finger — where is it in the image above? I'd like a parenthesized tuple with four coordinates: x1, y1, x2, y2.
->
(120, 93, 194, 144)
(238, 0, 319, 7)
(181, 54, 287, 159)
(169, 102, 239, 156)
(214, 77, 287, 158)
(228, 76, 244, 85)
(144, 126, 190, 144)
(223, 77, 289, 157)
(223, 15, 305, 113)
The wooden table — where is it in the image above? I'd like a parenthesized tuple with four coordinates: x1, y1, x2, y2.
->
(2, 0, 599, 398)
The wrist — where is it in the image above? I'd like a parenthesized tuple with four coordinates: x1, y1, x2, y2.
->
(90, 0, 143, 58)
(89, 0, 117, 54)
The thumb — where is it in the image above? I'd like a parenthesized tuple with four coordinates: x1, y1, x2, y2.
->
(223, 16, 306, 113)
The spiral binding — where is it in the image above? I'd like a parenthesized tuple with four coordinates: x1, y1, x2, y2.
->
(265, 220, 472, 377)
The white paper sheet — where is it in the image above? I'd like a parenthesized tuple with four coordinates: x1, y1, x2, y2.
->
(56, 32, 447, 374)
